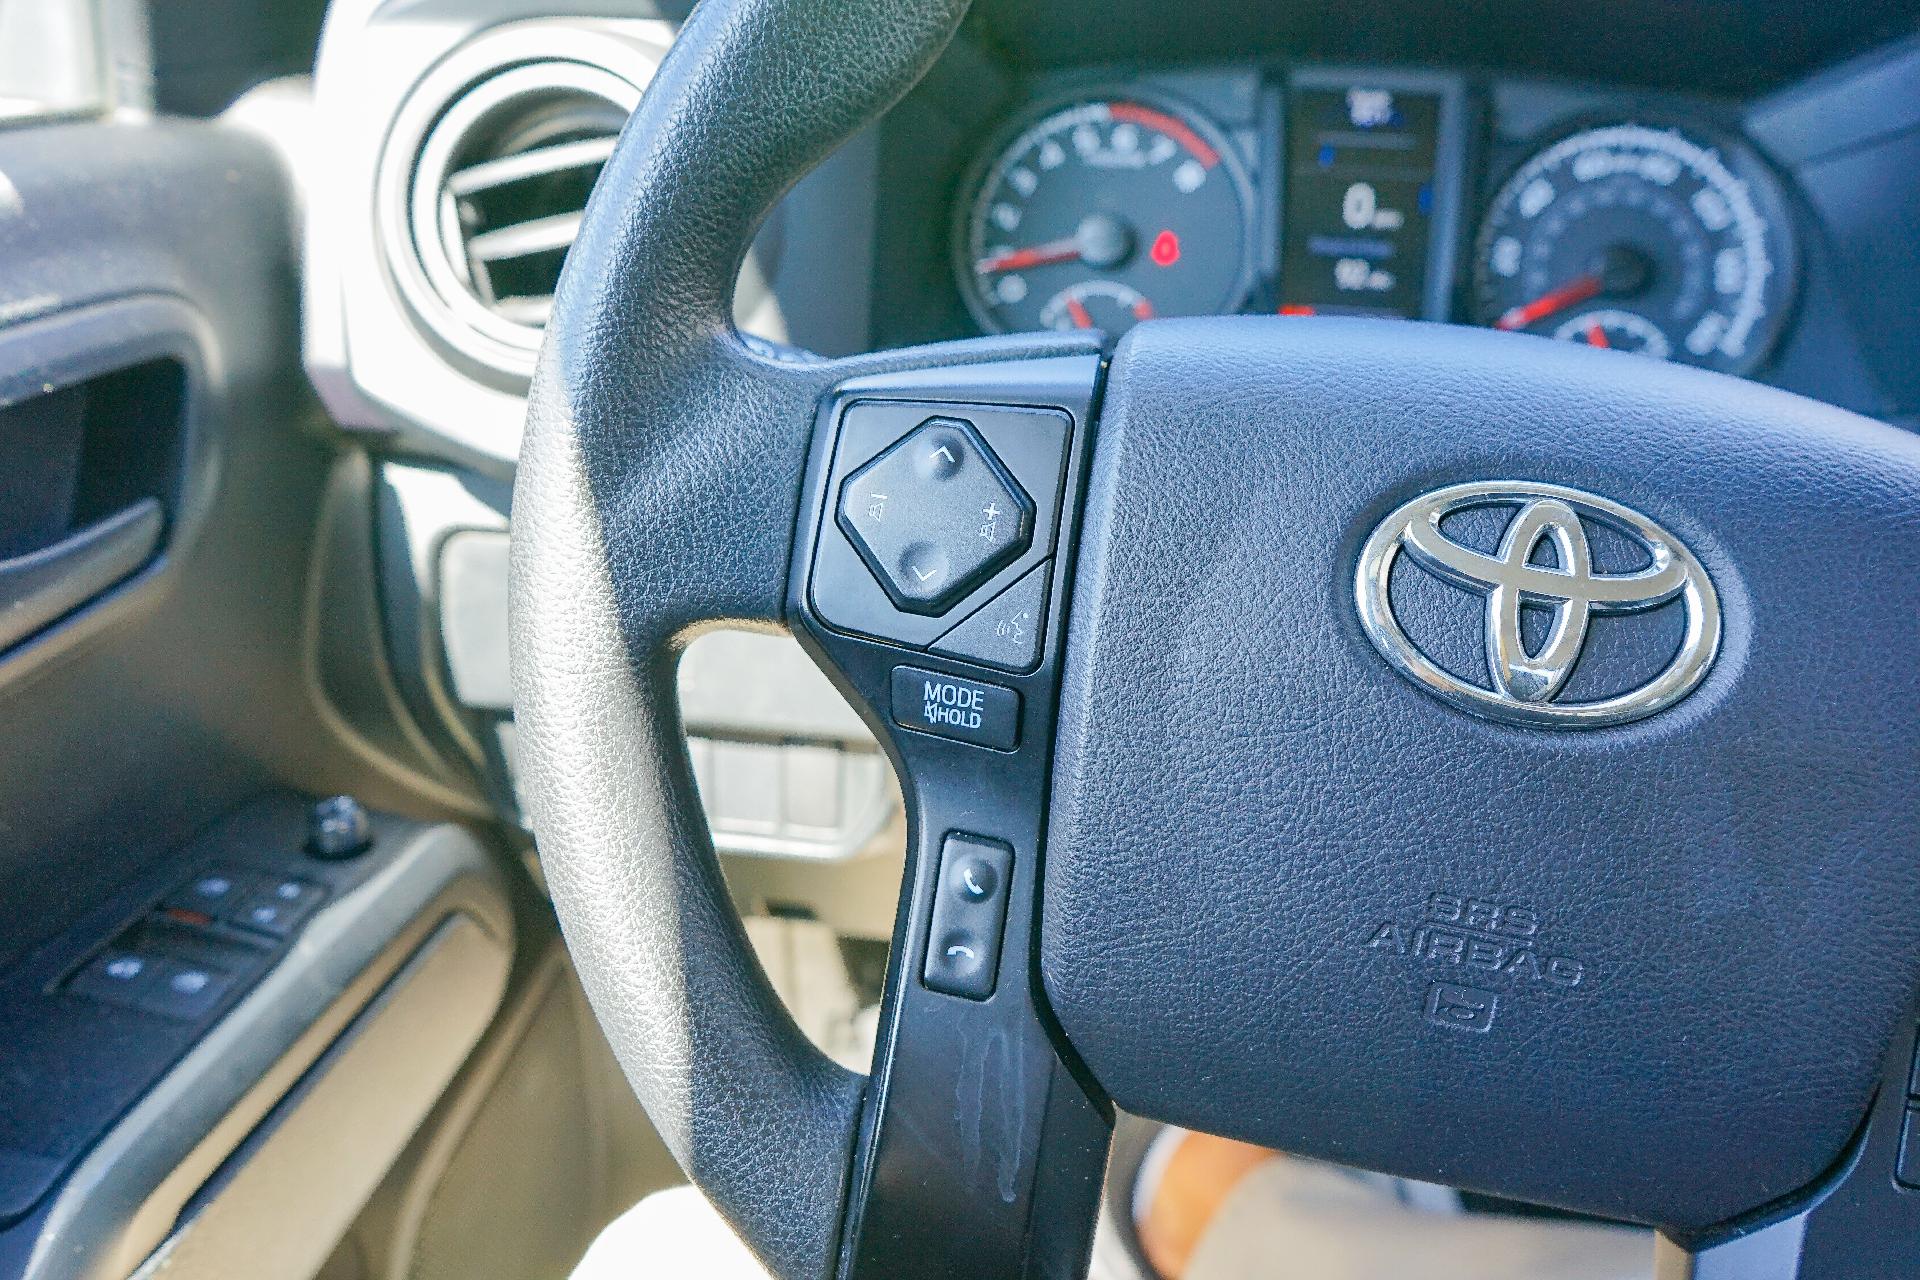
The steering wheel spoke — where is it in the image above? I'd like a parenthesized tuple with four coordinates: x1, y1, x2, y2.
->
(515, 299, 1105, 1277)
(1652, 1010, 1920, 1280)
(788, 353, 1111, 1278)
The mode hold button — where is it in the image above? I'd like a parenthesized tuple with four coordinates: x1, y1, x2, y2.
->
(890, 666, 1020, 751)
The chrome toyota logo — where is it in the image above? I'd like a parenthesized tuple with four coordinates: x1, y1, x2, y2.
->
(1355, 482, 1720, 728)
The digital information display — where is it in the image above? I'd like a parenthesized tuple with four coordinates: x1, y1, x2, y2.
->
(1279, 80, 1443, 319)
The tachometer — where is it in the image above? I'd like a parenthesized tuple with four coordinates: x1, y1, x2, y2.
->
(956, 96, 1254, 335)
(1473, 122, 1796, 377)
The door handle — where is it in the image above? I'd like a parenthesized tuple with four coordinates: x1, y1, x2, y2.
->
(0, 498, 163, 651)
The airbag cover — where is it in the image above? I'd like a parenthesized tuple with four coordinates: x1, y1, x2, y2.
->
(1042, 317, 1920, 1232)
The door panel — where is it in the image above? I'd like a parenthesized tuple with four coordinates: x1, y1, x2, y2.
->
(0, 104, 519, 1278)
(0, 117, 477, 974)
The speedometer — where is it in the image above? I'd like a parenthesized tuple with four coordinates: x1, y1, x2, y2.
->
(955, 95, 1254, 336)
(1473, 122, 1796, 377)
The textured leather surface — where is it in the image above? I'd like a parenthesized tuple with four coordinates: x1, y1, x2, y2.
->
(507, 2, 1112, 1276)
(1043, 316, 1920, 1236)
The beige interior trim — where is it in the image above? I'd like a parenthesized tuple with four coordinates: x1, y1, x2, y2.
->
(129, 914, 510, 1280)
(1133, 1130, 1274, 1280)
(23, 824, 514, 1280)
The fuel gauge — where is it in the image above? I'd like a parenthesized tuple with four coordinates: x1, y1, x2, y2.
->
(1551, 309, 1673, 359)
(1038, 280, 1155, 331)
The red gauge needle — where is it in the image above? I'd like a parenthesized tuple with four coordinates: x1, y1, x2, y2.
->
(1586, 323, 1610, 349)
(1494, 273, 1603, 331)
(1065, 298, 1095, 329)
(974, 237, 1083, 274)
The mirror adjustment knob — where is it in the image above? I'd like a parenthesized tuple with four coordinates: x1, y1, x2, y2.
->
(307, 795, 371, 860)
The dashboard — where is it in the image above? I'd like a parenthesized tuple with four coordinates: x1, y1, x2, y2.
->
(882, 62, 1815, 381)
(301, 0, 1920, 462)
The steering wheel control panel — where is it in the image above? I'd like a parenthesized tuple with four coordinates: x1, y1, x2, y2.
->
(790, 354, 1105, 1273)
(808, 396, 1070, 670)
(836, 417, 1036, 615)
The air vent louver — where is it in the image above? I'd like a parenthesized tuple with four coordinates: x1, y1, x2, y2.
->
(388, 54, 644, 377)
(439, 105, 623, 328)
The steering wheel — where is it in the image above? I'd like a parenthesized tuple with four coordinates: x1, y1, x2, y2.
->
(506, 1, 1920, 1277)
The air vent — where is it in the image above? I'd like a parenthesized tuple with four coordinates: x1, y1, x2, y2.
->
(427, 85, 627, 330)
(443, 130, 616, 327)
(379, 28, 660, 379)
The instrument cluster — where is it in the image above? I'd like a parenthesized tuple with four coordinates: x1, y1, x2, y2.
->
(952, 67, 1799, 378)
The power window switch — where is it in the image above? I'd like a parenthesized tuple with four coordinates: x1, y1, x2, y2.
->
(255, 875, 324, 912)
(231, 885, 320, 939)
(135, 961, 234, 1022)
(67, 950, 163, 1007)
(162, 868, 254, 918)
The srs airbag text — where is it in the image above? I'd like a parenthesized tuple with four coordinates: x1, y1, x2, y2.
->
(1365, 892, 1587, 988)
